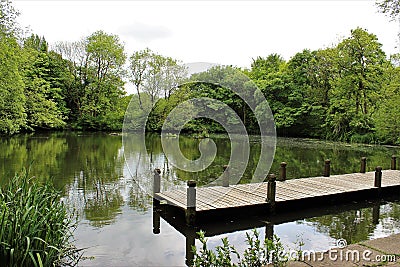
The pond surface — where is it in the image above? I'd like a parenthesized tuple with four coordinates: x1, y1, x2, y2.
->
(0, 132, 399, 266)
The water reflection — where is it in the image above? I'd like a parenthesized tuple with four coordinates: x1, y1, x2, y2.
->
(154, 198, 400, 266)
(0, 132, 399, 265)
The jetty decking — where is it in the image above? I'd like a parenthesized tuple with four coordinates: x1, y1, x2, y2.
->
(154, 170, 400, 212)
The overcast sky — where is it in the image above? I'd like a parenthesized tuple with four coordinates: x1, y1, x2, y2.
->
(14, 0, 399, 68)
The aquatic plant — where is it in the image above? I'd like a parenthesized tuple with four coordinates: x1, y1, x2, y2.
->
(0, 170, 81, 266)
(192, 229, 289, 267)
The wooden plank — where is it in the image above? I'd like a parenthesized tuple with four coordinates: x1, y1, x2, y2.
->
(283, 179, 343, 195)
(288, 178, 348, 194)
(210, 186, 264, 205)
(233, 184, 287, 202)
(155, 170, 400, 212)
(311, 177, 370, 191)
(381, 170, 400, 187)
(197, 187, 258, 209)
(154, 193, 186, 209)
(277, 182, 319, 198)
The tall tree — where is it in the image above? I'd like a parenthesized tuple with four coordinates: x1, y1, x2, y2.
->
(128, 48, 152, 108)
(0, 33, 26, 134)
(22, 35, 65, 129)
(76, 31, 126, 129)
(52, 40, 88, 121)
(0, 0, 26, 134)
(327, 28, 387, 140)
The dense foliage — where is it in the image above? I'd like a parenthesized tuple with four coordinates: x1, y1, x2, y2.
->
(1, 0, 400, 144)
(0, 171, 80, 266)
(145, 27, 400, 144)
(192, 229, 289, 267)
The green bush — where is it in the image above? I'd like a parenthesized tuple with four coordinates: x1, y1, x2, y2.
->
(192, 229, 289, 267)
(0, 171, 81, 266)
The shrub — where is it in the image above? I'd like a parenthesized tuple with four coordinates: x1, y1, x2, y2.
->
(192, 229, 289, 267)
(0, 171, 81, 266)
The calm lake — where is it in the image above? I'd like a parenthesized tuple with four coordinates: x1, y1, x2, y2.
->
(0, 132, 399, 266)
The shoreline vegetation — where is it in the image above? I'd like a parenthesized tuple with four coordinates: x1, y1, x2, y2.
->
(1, 1, 400, 145)
(0, 170, 81, 266)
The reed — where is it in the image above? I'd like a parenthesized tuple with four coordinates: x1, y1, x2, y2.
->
(0, 170, 81, 266)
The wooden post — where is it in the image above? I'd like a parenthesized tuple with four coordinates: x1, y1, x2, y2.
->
(279, 162, 287, 181)
(265, 221, 274, 241)
(185, 227, 196, 267)
(374, 166, 382, 188)
(360, 157, 366, 173)
(372, 202, 380, 225)
(153, 168, 161, 195)
(186, 180, 196, 225)
(391, 155, 397, 170)
(222, 165, 229, 187)
(324, 159, 331, 177)
(152, 208, 160, 234)
(266, 174, 276, 213)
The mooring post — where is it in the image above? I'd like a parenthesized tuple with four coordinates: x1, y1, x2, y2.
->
(265, 221, 274, 241)
(153, 168, 161, 195)
(185, 227, 196, 267)
(266, 174, 276, 213)
(279, 162, 287, 181)
(360, 157, 366, 173)
(186, 180, 196, 225)
(152, 208, 160, 234)
(324, 159, 331, 177)
(372, 201, 380, 225)
(374, 166, 382, 188)
(391, 155, 397, 170)
(222, 165, 229, 187)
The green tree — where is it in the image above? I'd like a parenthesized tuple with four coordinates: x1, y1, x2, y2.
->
(128, 48, 152, 108)
(373, 55, 400, 144)
(326, 28, 387, 141)
(22, 35, 65, 129)
(0, 33, 26, 134)
(80, 30, 126, 129)
(52, 40, 88, 123)
(190, 65, 254, 133)
(249, 54, 300, 133)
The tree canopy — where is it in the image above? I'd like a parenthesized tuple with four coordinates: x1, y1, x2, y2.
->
(1, 0, 400, 145)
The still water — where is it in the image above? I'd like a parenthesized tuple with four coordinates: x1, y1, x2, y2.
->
(0, 132, 399, 266)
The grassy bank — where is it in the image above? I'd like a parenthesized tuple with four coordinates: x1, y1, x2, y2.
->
(0, 171, 81, 266)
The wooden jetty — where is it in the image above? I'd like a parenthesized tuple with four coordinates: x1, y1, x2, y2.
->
(152, 195, 398, 266)
(153, 156, 400, 225)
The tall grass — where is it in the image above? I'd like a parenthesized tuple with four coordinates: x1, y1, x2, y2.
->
(0, 170, 81, 266)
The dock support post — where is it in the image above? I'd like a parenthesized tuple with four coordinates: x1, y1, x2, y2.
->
(372, 202, 380, 225)
(374, 166, 382, 188)
(223, 165, 229, 187)
(360, 157, 366, 173)
(266, 174, 276, 213)
(324, 159, 331, 177)
(152, 207, 160, 234)
(279, 162, 287, 181)
(186, 180, 196, 225)
(153, 168, 161, 205)
(185, 227, 196, 267)
(265, 221, 274, 241)
(391, 155, 397, 170)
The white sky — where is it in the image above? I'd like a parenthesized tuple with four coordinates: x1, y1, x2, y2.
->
(14, 0, 399, 68)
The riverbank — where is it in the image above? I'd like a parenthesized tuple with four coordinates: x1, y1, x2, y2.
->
(289, 233, 400, 267)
